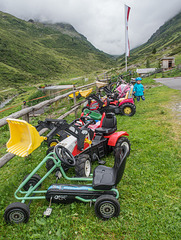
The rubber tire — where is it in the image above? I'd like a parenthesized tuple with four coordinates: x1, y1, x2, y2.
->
(22, 174, 42, 191)
(94, 195, 120, 220)
(48, 139, 59, 147)
(46, 146, 54, 156)
(120, 103, 136, 117)
(114, 137, 130, 157)
(75, 154, 91, 177)
(4, 202, 30, 224)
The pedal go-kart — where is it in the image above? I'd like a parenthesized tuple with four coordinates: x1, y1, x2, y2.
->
(82, 84, 136, 117)
(4, 139, 129, 223)
(6, 113, 130, 178)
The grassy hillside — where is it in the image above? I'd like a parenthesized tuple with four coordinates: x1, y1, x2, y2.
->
(117, 11, 181, 68)
(0, 11, 115, 88)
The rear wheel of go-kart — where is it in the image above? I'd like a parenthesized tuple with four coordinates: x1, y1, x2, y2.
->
(4, 202, 30, 224)
(22, 174, 42, 191)
(94, 195, 120, 220)
(75, 154, 91, 177)
(48, 139, 59, 147)
(114, 137, 130, 157)
(120, 103, 136, 117)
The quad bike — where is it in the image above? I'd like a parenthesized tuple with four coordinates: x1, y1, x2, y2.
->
(4, 139, 129, 223)
(6, 113, 130, 178)
(82, 85, 136, 117)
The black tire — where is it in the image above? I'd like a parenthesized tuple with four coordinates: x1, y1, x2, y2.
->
(22, 174, 42, 191)
(46, 146, 54, 156)
(94, 195, 120, 220)
(120, 103, 136, 117)
(48, 139, 59, 147)
(114, 137, 130, 157)
(4, 202, 30, 224)
(75, 154, 91, 177)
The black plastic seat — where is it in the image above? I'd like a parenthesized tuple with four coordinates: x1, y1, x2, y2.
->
(95, 112, 117, 135)
(92, 144, 128, 190)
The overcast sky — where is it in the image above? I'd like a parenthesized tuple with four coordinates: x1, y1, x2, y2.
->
(0, 0, 181, 55)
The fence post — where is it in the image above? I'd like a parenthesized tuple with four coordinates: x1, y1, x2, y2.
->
(22, 101, 29, 122)
(73, 85, 77, 118)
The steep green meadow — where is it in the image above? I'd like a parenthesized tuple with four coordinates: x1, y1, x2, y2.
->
(0, 78, 180, 240)
(0, 11, 115, 91)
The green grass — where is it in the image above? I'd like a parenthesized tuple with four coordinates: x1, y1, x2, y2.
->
(0, 81, 180, 239)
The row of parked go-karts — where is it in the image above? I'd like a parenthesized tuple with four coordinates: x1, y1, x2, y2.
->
(4, 78, 135, 223)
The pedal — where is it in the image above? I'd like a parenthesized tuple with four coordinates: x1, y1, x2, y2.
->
(98, 160, 106, 165)
(55, 170, 62, 180)
(43, 207, 52, 217)
(43, 197, 52, 217)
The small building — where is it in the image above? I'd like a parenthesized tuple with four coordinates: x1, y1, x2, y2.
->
(136, 68, 156, 77)
(161, 57, 175, 70)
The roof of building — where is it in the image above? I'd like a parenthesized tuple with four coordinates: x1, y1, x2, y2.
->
(161, 57, 175, 60)
(136, 68, 156, 74)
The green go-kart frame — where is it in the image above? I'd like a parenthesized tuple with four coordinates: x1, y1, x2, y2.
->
(4, 142, 127, 224)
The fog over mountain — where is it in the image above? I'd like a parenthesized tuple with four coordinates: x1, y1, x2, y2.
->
(0, 0, 181, 55)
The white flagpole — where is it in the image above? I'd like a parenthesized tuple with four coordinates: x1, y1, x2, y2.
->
(125, 5, 130, 72)
(125, 5, 127, 72)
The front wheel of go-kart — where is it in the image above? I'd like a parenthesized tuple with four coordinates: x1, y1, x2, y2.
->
(114, 137, 130, 158)
(94, 195, 120, 220)
(119, 103, 136, 117)
(4, 202, 30, 224)
(75, 154, 91, 177)
(22, 174, 42, 191)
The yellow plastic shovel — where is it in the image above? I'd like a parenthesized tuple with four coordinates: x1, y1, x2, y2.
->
(6, 118, 46, 157)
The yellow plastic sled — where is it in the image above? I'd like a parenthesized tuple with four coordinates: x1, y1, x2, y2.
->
(69, 88, 93, 98)
(79, 88, 92, 98)
(6, 118, 46, 157)
(95, 81, 108, 89)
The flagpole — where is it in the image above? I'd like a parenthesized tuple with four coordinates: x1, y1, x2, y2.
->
(125, 5, 130, 73)
(125, 5, 127, 72)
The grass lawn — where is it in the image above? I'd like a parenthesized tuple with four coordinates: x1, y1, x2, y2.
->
(0, 80, 180, 240)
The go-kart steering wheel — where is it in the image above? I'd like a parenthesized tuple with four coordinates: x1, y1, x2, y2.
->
(55, 145, 75, 167)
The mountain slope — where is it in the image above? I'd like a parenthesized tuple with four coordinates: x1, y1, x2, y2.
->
(118, 11, 181, 68)
(0, 11, 115, 87)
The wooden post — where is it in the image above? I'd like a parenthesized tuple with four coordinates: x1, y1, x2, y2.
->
(73, 85, 77, 118)
(22, 101, 29, 122)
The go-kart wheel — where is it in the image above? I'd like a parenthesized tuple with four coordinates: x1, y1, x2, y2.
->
(55, 145, 75, 167)
(120, 103, 136, 116)
(75, 154, 91, 177)
(48, 139, 59, 147)
(94, 195, 120, 220)
(4, 202, 30, 224)
(22, 174, 42, 191)
(114, 137, 130, 158)
(46, 146, 55, 156)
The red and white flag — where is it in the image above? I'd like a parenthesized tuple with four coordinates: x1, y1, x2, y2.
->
(125, 5, 131, 57)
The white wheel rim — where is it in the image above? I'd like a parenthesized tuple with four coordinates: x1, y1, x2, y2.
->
(84, 160, 91, 177)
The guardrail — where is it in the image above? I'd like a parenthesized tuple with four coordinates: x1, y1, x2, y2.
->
(0, 79, 110, 167)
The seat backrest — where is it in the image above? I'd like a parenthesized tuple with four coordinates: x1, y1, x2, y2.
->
(102, 112, 117, 129)
(113, 145, 128, 186)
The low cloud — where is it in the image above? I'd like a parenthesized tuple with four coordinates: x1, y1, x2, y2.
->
(0, 0, 180, 55)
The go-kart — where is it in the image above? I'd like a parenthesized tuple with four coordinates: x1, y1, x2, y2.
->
(6, 113, 130, 178)
(83, 85, 136, 117)
(4, 141, 129, 223)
